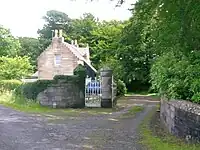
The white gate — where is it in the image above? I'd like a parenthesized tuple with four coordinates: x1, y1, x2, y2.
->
(85, 78, 102, 107)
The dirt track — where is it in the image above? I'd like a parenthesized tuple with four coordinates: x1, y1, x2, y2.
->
(0, 96, 159, 150)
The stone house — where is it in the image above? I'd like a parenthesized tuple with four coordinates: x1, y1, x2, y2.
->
(36, 29, 97, 80)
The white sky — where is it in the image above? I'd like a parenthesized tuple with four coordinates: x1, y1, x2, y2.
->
(0, 0, 135, 38)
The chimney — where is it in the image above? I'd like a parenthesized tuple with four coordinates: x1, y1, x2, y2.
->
(54, 29, 58, 37)
(85, 44, 91, 64)
(74, 39, 78, 47)
(59, 29, 62, 37)
(55, 29, 64, 42)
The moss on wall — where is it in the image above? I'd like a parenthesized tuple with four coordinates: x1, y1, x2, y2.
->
(15, 64, 87, 101)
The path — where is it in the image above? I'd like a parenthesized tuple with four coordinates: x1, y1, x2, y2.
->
(0, 96, 159, 150)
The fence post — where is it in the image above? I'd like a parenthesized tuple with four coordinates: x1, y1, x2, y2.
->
(100, 68, 113, 108)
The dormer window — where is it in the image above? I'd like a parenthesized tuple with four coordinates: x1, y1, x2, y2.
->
(55, 54, 61, 65)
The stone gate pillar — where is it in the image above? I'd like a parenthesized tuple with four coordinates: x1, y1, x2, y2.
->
(100, 68, 113, 108)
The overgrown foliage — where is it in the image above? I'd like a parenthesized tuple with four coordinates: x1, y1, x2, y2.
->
(3, 0, 200, 100)
(113, 0, 200, 102)
(15, 80, 54, 100)
(116, 79, 127, 96)
(18, 37, 41, 71)
(147, 0, 200, 102)
(0, 56, 33, 80)
(0, 26, 21, 56)
(15, 65, 86, 100)
(0, 80, 22, 93)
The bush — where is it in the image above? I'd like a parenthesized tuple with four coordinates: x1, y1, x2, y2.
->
(150, 52, 190, 99)
(73, 64, 87, 79)
(0, 80, 22, 92)
(15, 80, 54, 100)
(117, 79, 127, 96)
(150, 51, 200, 103)
(53, 75, 79, 83)
(15, 68, 86, 101)
(0, 56, 33, 80)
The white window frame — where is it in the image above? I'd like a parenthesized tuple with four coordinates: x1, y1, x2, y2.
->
(54, 54, 61, 65)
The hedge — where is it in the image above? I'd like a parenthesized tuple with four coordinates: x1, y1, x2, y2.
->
(0, 80, 22, 92)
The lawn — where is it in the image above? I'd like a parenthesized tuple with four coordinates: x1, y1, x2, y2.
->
(140, 107, 200, 150)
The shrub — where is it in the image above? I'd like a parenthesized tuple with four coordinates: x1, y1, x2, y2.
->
(15, 80, 54, 100)
(0, 80, 22, 92)
(150, 52, 191, 99)
(53, 75, 79, 83)
(117, 79, 127, 96)
(150, 51, 200, 103)
(0, 56, 33, 80)
(74, 64, 87, 79)
(15, 68, 86, 101)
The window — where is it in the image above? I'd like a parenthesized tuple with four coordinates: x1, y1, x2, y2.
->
(55, 54, 61, 65)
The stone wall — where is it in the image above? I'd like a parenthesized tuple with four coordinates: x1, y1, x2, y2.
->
(37, 81, 85, 108)
(160, 99, 200, 142)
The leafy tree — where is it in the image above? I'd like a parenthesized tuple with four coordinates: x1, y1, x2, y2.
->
(70, 13, 98, 44)
(38, 10, 72, 39)
(0, 25, 21, 57)
(18, 37, 41, 70)
(37, 10, 72, 50)
(91, 20, 125, 69)
(117, 0, 158, 87)
(0, 56, 33, 80)
(38, 11, 125, 71)
(146, 0, 200, 102)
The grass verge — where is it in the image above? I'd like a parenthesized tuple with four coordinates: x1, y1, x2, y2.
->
(125, 92, 160, 99)
(140, 107, 200, 150)
(0, 91, 119, 116)
(119, 105, 144, 118)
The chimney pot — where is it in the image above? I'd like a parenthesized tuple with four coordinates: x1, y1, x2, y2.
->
(75, 39, 77, 45)
(54, 29, 58, 37)
(59, 29, 63, 37)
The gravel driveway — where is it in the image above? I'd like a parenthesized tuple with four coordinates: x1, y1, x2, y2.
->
(0, 97, 159, 150)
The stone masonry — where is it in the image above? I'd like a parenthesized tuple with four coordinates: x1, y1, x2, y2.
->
(37, 82, 85, 108)
(37, 29, 95, 80)
(160, 98, 200, 142)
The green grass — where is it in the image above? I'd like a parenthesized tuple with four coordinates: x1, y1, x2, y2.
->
(0, 91, 55, 112)
(126, 92, 159, 98)
(140, 108, 200, 150)
(0, 91, 118, 116)
(120, 105, 144, 118)
(126, 91, 149, 96)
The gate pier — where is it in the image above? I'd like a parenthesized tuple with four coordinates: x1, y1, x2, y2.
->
(100, 68, 113, 108)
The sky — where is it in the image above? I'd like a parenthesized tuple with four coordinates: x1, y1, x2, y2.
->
(0, 0, 135, 38)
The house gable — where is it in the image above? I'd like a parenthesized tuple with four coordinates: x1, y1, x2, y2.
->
(37, 29, 97, 80)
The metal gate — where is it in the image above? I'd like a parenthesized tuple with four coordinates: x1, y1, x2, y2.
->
(85, 78, 102, 107)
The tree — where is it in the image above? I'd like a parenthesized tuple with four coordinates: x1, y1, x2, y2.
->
(0, 56, 33, 80)
(91, 20, 125, 69)
(146, 0, 200, 102)
(37, 10, 72, 50)
(0, 25, 21, 57)
(69, 13, 98, 45)
(116, 0, 159, 86)
(18, 37, 41, 70)
(38, 10, 72, 39)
